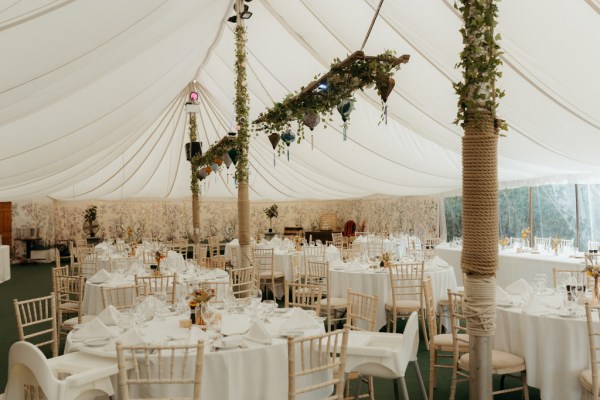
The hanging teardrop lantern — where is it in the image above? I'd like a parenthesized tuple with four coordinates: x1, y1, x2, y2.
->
(204, 166, 213, 174)
(228, 148, 239, 165)
(196, 169, 208, 181)
(222, 152, 232, 169)
(302, 112, 320, 131)
(213, 156, 223, 166)
(268, 132, 281, 166)
(337, 99, 354, 141)
(211, 163, 219, 173)
(377, 77, 395, 104)
(281, 130, 296, 161)
(376, 77, 395, 124)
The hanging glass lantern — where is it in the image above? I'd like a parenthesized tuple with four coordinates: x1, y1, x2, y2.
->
(268, 133, 281, 166)
(281, 130, 296, 161)
(228, 148, 239, 165)
(222, 152, 233, 169)
(302, 112, 320, 131)
(337, 99, 354, 141)
(376, 77, 395, 124)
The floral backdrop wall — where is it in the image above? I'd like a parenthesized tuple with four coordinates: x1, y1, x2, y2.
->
(11, 199, 55, 259)
(10, 196, 439, 256)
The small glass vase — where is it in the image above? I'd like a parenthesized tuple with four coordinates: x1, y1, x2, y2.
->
(195, 304, 205, 326)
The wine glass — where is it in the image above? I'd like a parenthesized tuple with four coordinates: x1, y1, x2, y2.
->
(201, 302, 217, 328)
(223, 287, 236, 313)
(556, 272, 571, 294)
(262, 299, 276, 322)
(250, 287, 262, 308)
(533, 274, 547, 295)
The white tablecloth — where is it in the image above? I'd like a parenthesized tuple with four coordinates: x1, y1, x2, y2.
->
(495, 294, 592, 400)
(434, 243, 584, 287)
(329, 263, 457, 330)
(66, 310, 325, 399)
(0, 245, 10, 283)
(83, 269, 228, 315)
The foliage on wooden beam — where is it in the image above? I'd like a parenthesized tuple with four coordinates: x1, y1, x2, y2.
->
(253, 50, 409, 143)
(191, 136, 238, 180)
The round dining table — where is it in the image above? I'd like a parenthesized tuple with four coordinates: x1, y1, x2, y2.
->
(66, 306, 326, 400)
(329, 261, 457, 330)
(494, 292, 593, 400)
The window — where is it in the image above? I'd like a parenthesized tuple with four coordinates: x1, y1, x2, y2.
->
(444, 196, 462, 241)
(498, 187, 529, 239)
(531, 184, 576, 246)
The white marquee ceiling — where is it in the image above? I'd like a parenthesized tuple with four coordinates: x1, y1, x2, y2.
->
(0, 0, 598, 201)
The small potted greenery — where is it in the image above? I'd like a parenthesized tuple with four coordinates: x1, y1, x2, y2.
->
(263, 204, 279, 233)
(83, 205, 99, 237)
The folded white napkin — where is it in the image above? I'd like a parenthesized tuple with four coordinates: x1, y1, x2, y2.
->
(431, 256, 449, 267)
(188, 325, 208, 344)
(345, 261, 368, 272)
(330, 258, 345, 269)
(117, 329, 145, 346)
(355, 235, 366, 242)
(230, 239, 239, 245)
(281, 307, 321, 331)
(505, 278, 531, 295)
(221, 315, 251, 336)
(167, 250, 178, 258)
(71, 318, 116, 340)
(245, 320, 272, 345)
(95, 242, 108, 250)
(522, 294, 547, 315)
(495, 285, 512, 303)
(88, 269, 112, 284)
(97, 305, 121, 326)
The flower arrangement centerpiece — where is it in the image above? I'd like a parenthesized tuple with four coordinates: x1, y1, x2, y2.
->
(521, 227, 531, 247)
(382, 252, 391, 267)
(188, 288, 215, 325)
(499, 237, 510, 249)
(263, 204, 279, 232)
(293, 234, 303, 251)
(154, 249, 166, 275)
(551, 236, 561, 256)
(584, 255, 600, 302)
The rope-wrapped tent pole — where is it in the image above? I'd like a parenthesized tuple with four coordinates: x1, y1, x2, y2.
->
(462, 109, 498, 336)
(454, 0, 505, 397)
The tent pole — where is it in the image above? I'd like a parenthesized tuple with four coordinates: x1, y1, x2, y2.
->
(235, 0, 251, 269)
(456, 1, 503, 398)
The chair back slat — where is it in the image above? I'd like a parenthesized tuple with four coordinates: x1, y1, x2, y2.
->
(13, 294, 58, 357)
(346, 289, 378, 332)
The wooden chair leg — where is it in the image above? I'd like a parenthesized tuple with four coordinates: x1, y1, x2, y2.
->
(429, 346, 436, 400)
(522, 371, 529, 400)
(354, 375, 363, 400)
(420, 310, 429, 351)
(368, 376, 375, 400)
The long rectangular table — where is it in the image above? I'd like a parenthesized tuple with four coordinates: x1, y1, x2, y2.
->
(434, 243, 584, 287)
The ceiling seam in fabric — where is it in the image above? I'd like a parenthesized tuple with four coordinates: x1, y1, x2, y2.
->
(0, 0, 77, 31)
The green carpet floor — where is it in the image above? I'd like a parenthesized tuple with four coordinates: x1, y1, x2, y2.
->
(0, 262, 541, 399)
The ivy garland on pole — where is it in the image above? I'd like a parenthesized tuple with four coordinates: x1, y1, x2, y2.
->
(189, 113, 199, 194)
(453, 0, 507, 133)
(234, 24, 250, 183)
(254, 50, 409, 150)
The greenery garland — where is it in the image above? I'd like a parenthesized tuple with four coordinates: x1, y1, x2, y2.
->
(254, 50, 408, 146)
(235, 24, 250, 182)
(193, 136, 237, 169)
(453, 0, 507, 133)
(189, 113, 199, 194)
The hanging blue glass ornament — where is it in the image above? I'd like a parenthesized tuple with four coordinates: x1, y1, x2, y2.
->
(228, 148, 239, 165)
(337, 99, 354, 141)
(281, 130, 296, 161)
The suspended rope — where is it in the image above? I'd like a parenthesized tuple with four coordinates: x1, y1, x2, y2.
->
(360, 0, 385, 51)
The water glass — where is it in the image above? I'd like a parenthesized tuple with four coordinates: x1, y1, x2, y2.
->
(117, 312, 132, 334)
(533, 274, 547, 294)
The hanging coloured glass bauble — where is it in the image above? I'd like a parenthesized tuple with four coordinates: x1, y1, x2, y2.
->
(302, 112, 320, 131)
